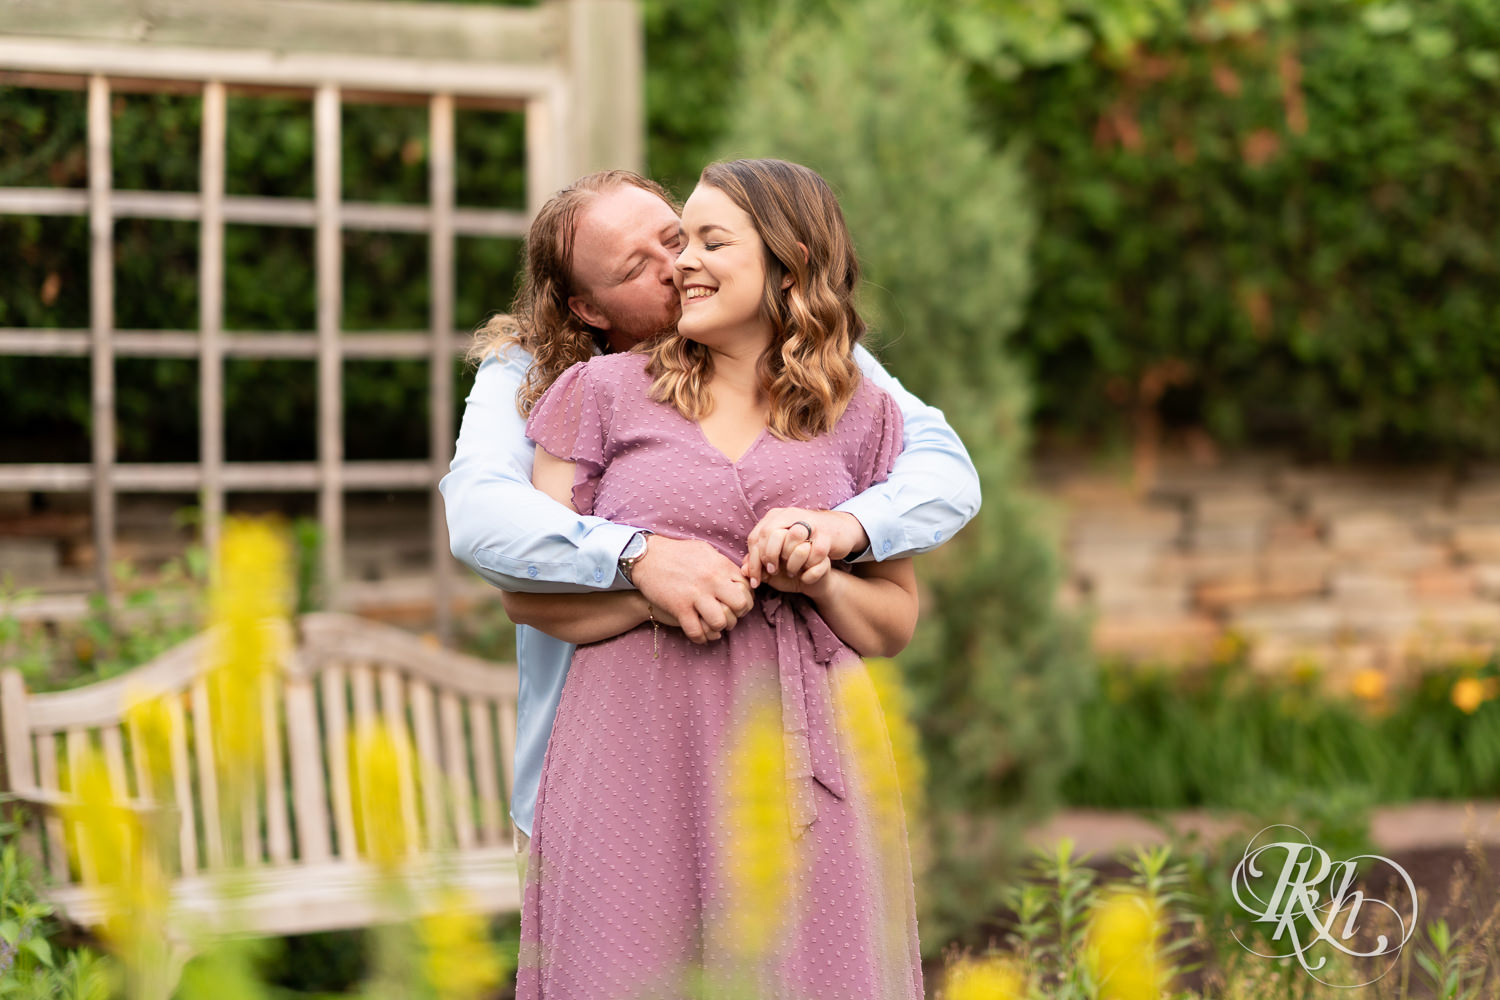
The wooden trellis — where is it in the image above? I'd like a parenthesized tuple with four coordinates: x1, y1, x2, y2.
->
(0, 0, 644, 641)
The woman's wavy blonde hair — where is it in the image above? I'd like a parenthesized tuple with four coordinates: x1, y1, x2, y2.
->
(466, 170, 678, 415)
(648, 158, 865, 441)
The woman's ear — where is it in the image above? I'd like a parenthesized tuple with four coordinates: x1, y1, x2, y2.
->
(781, 242, 810, 290)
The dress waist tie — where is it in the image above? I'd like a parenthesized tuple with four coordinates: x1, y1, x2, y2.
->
(758, 591, 855, 839)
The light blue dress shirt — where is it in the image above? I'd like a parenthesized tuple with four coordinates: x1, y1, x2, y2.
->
(440, 342, 980, 835)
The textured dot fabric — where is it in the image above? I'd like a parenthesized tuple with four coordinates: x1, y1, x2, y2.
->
(516, 351, 924, 1000)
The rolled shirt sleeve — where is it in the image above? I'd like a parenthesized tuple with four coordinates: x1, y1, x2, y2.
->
(439, 345, 642, 593)
(839, 344, 982, 560)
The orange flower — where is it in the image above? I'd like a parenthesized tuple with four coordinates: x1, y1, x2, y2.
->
(1451, 677, 1497, 714)
(1350, 668, 1386, 703)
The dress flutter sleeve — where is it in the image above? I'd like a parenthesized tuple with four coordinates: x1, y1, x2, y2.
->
(525, 360, 610, 516)
(855, 387, 904, 493)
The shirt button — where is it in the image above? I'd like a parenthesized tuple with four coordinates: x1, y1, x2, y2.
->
(933, 530, 943, 542)
(594, 569, 604, 582)
(881, 540, 892, 554)
(527, 566, 539, 578)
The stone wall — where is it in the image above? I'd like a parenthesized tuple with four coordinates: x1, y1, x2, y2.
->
(1041, 455, 1500, 681)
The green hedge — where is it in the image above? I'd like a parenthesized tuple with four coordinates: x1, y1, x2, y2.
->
(960, 0, 1500, 459)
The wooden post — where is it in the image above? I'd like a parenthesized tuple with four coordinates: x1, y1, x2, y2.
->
(199, 80, 226, 561)
(429, 93, 455, 645)
(559, 0, 644, 177)
(87, 74, 115, 599)
(315, 84, 343, 609)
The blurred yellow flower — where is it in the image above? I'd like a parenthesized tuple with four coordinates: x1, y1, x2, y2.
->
(1451, 676, 1498, 714)
(205, 516, 293, 785)
(1212, 630, 1247, 666)
(418, 888, 506, 1000)
(124, 684, 175, 800)
(1289, 655, 1322, 685)
(720, 701, 796, 958)
(350, 722, 410, 871)
(59, 748, 170, 959)
(1349, 668, 1386, 703)
(863, 658, 927, 825)
(943, 953, 1026, 1000)
(1088, 889, 1165, 1000)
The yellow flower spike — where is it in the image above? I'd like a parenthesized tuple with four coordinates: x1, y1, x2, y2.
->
(350, 722, 410, 871)
(1349, 668, 1386, 703)
(205, 517, 293, 796)
(720, 701, 796, 959)
(418, 888, 506, 1000)
(124, 685, 174, 799)
(862, 658, 927, 826)
(1088, 889, 1165, 1000)
(59, 748, 170, 960)
(943, 954, 1026, 1000)
(1452, 677, 1486, 714)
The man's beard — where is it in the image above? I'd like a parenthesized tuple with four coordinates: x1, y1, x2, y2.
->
(603, 316, 680, 354)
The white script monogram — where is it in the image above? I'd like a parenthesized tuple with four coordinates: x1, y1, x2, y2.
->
(1230, 825, 1419, 988)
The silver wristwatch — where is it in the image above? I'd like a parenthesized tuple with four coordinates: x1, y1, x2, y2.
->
(617, 530, 653, 584)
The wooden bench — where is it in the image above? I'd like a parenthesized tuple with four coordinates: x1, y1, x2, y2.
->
(0, 613, 522, 938)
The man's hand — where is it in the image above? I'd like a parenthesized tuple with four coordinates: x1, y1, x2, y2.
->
(630, 535, 755, 644)
(742, 509, 868, 588)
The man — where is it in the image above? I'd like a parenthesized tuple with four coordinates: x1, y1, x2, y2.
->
(439, 169, 980, 888)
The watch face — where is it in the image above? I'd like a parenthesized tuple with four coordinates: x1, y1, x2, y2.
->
(623, 533, 647, 561)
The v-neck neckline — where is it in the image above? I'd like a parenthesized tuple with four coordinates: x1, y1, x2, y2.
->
(693, 419, 770, 467)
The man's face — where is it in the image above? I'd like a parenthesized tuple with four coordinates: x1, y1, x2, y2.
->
(567, 185, 684, 352)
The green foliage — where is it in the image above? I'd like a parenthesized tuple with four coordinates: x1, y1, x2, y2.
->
(956, 0, 1500, 459)
(714, 0, 1090, 949)
(1063, 653, 1500, 809)
(949, 840, 1199, 998)
(0, 820, 112, 999)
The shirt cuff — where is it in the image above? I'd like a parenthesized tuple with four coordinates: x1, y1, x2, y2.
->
(835, 494, 909, 563)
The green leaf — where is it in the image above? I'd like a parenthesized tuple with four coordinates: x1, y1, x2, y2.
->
(22, 935, 52, 968)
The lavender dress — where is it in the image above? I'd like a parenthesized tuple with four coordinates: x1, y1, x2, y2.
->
(516, 351, 923, 1000)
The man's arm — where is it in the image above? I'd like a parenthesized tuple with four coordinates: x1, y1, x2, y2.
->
(839, 343, 981, 560)
(742, 344, 982, 578)
(440, 344, 756, 639)
(440, 346, 639, 593)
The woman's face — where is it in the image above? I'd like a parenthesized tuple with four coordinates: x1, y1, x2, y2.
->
(673, 183, 773, 354)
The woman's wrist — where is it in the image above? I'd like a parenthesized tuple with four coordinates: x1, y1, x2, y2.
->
(802, 565, 843, 605)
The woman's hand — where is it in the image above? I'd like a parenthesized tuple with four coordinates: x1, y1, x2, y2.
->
(742, 508, 861, 587)
(759, 543, 833, 595)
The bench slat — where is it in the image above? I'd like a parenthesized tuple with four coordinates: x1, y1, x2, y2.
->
(166, 694, 199, 875)
(191, 678, 225, 869)
(320, 666, 356, 860)
(64, 730, 92, 884)
(379, 667, 420, 858)
(497, 699, 518, 840)
(438, 690, 475, 851)
(285, 673, 332, 863)
(262, 673, 291, 864)
(409, 680, 444, 852)
(469, 700, 502, 846)
(30, 732, 68, 880)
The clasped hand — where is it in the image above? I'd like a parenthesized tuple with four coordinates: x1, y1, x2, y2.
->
(631, 509, 866, 644)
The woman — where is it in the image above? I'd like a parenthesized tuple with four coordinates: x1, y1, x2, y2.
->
(510, 159, 924, 1000)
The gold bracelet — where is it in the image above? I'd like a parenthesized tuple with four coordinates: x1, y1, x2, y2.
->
(647, 601, 659, 659)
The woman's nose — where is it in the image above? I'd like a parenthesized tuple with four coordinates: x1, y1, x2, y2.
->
(674, 243, 698, 275)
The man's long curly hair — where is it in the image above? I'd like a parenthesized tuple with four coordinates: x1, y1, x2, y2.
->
(466, 170, 679, 416)
(648, 159, 864, 441)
